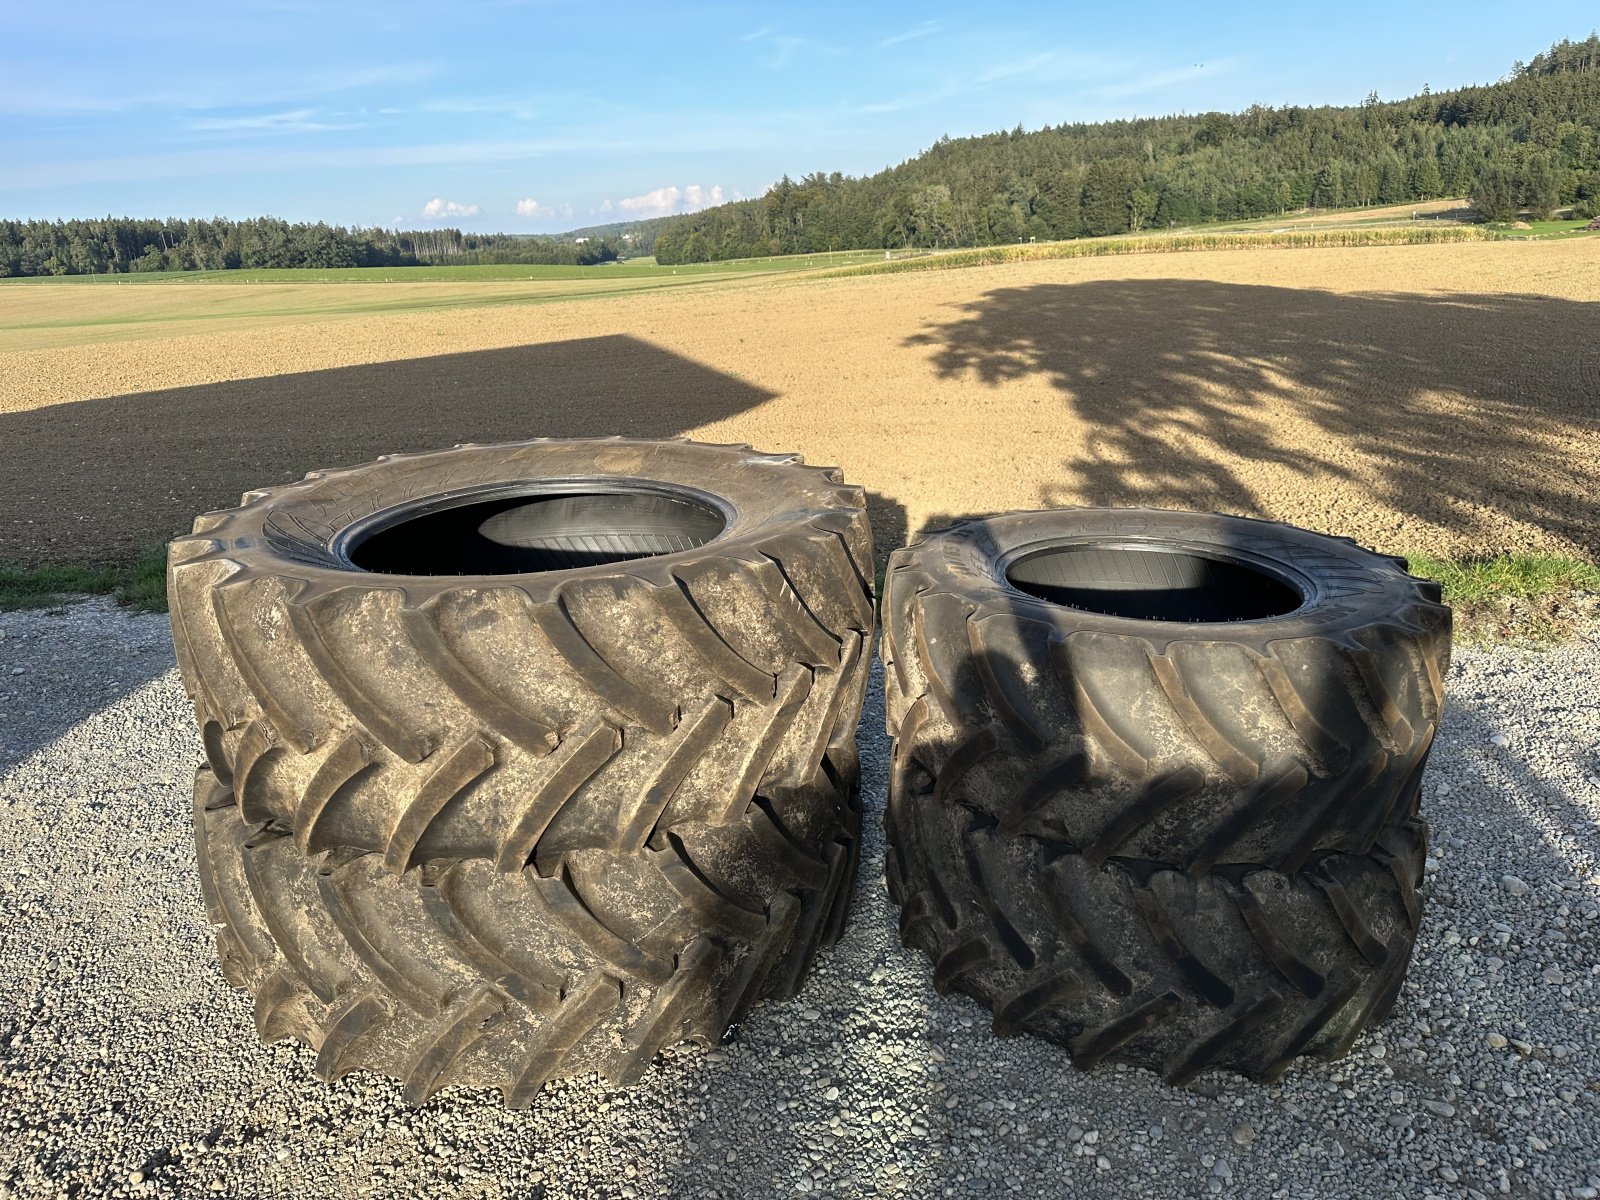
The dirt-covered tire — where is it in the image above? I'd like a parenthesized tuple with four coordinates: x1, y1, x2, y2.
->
(881, 508, 1450, 873)
(885, 770, 1426, 1083)
(195, 765, 861, 1105)
(168, 437, 874, 874)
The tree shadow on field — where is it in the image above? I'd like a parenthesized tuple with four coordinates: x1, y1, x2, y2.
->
(907, 280, 1600, 554)
(0, 333, 901, 570)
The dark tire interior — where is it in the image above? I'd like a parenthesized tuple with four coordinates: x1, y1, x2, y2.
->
(1004, 544, 1303, 622)
(348, 488, 727, 576)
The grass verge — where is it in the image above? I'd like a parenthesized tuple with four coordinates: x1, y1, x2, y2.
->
(1406, 553, 1600, 644)
(0, 549, 167, 613)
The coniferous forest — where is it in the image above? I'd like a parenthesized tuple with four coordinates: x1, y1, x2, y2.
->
(0, 220, 621, 278)
(651, 36, 1600, 264)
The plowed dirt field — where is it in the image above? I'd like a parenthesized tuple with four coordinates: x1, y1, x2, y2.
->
(2, 239, 1597, 567)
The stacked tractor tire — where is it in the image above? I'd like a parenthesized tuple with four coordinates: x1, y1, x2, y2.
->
(169, 439, 875, 1105)
(879, 509, 1450, 1083)
(169, 438, 1450, 1103)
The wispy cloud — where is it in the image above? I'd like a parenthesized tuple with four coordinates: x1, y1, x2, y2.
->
(1090, 58, 1242, 101)
(878, 21, 941, 48)
(858, 47, 1192, 115)
(421, 197, 479, 219)
(183, 108, 363, 132)
(0, 104, 868, 192)
(423, 96, 541, 121)
(859, 49, 1064, 114)
(975, 52, 1057, 85)
(614, 183, 724, 217)
(0, 61, 437, 117)
(736, 26, 835, 68)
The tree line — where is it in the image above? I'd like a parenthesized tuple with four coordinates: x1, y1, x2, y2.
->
(654, 35, 1600, 264)
(0, 217, 623, 277)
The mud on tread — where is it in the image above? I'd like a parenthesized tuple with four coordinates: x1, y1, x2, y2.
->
(195, 765, 860, 1105)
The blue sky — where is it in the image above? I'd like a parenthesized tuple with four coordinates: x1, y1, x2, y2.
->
(1, 2, 1586, 231)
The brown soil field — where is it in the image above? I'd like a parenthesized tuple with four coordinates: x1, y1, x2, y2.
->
(2, 239, 1597, 569)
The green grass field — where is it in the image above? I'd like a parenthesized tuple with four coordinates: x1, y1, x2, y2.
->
(0, 250, 911, 350)
(1490, 218, 1600, 238)
(0, 250, 892, 287)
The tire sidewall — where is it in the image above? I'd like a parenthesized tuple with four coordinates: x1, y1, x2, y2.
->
(187, 438, 859, 600)
(908, 507, 1439, 644)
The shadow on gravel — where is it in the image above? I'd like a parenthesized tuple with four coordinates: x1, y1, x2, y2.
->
(0, 335, 789, 568)
(907, 281, 1600, 553)
(0, 608, 174, 770)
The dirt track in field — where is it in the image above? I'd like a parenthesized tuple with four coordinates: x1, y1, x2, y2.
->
(1, 239, 1597, 568)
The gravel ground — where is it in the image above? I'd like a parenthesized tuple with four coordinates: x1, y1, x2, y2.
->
(1, 601, 1597, 1200)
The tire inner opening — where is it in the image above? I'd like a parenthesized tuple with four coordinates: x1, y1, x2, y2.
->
(348, 488, 727, 575)
(1004, 544, 1303, 622)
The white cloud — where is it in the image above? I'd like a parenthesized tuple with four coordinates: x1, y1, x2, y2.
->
(515, 197, 573, 221)
(421, 197, 479, 220)
(614, 184, 724, 218)
(618, 186, 678, 214)
(683, 184, 723, 208)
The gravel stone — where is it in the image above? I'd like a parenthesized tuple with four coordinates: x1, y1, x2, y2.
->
(1, 602, 1598, 1199)
(1502, 875, 1531, 896)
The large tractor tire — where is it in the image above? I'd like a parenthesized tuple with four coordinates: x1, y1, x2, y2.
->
(172, 438, 873, 1101)
(880, 508, 1448, 1081)
(169, 438, 874, 873)
(881, 509, 1450, 874)
(195, 767, 860, 1105)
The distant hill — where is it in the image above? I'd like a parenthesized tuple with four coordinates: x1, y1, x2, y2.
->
(553, 217, 677, 253)
(653, 34, 1600, 264)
